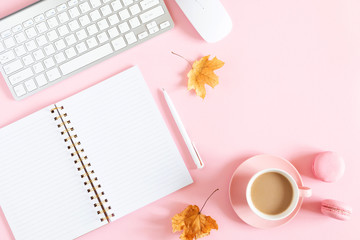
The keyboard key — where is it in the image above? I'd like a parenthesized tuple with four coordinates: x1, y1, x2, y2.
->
(97, 32, 109, 43)
(160, 21, 170, 29)
(23, 19, 34, 28)
(55, 39, 67, 50)
(46, 68, 61, 81)
(146, 21, 156, 29)
(90, 0, 102, 8)
(111, 36, 126, 50)
(60, 43, 113, 75)
(34, 14, 45, 22)
(4, 37, 16, 48)
(44, 57, 55, 68)
(69, 20, 80, 31)
(14, 32, 26, 44)
(86, 37, 98, 48)
(65, 34, 77, 46)
(138, 31, 148, 39)
(0, 50, 15, 64)
(35, 74, 47, 86)
(118, 22, 130, 33)
(149, 25, 159, 34)
(123, 0, 133, 6)
(75, 42, 87, 53)
(47, 30, 59, 41)
(57, 4, 67, 12)
(76, 29, 88, 40)
(33, 62, 45, 73)
(140, 0, 159, 10)
(47, 17, 59, 28)
(23, 54, 34, 66)
(58, 12, 70, 24)
(140, 6, 164, 23)
(14, 84, 27, 97)
(12, 25, 23, 33)
(44, 44, 56, 55)
(87, 24, 99, 36)
(125, 32, 137, 44)
(24, 79, 37, 91)
(25, 40, 37, 51)
(24, 41, 37, 52)
(129, 17, 140, 28)
(3, 60, 23, 75)
(119, 9, 130, 20)
(36, 22, 48, 34)
(46, 9, 56, 17)
(100, 5, 112, 16)
(97, 19, 109, 31)
(108, 14, 120, 26)
(65, 47, 77, 58)
(79, 15, 91, 26)
(54, 52, 66, 63)
(68, 0, 79, 6)
(0, 42, 4, 53)
(90, 10, 101, 21)
(25, 27, 37, 38)
(108, 27, 119, 38)
(9, 68, 33, 85)
(111, 0, 122, 11)
(36, 35, 47, 46)
(14, 46, 26, 56)
(33, 49, 45, 60)
(129, 4, 141, 15)
(79, 2, 91, 13)
(58, 25, 70, 36)
(1, 30, 12, 38)
(69, 7, 81, 18)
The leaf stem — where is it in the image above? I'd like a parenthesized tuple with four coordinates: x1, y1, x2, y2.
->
(199, 189, 219, 214)
(171, 51, 192, 68)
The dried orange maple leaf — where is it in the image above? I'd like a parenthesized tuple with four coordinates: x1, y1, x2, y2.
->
(187, 55, 224, 99)
(172, 189, 219, 240)
(172, 205, 218, 240)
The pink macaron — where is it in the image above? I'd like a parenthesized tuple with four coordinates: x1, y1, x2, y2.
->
(312, 151, 345, 182)
(321, 199, 352, 221)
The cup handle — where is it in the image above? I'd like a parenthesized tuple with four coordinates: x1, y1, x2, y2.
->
(299, 186, 312, 198)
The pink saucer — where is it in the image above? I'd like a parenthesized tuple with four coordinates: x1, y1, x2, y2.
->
(229, 154, 304, 229)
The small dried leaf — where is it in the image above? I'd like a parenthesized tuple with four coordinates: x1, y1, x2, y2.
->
(187, 56, 224, 99)
(172, 205, 218, 240)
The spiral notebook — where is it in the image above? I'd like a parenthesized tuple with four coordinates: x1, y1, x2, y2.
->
(0, 66, 193, 240)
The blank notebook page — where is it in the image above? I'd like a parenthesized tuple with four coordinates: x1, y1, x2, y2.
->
(0, 108, 104, 240)
(58, 66, 193, 219)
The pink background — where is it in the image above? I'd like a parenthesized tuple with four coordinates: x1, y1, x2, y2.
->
(1, 0, 360, 239)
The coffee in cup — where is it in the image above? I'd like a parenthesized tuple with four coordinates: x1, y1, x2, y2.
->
(246, 168, 311, 220)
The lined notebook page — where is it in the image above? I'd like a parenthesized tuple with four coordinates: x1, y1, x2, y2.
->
(58, 66, 193, 219)
(0, 107, 105, 240)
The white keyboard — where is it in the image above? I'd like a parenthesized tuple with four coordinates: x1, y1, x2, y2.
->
(0, 0, 173, 100)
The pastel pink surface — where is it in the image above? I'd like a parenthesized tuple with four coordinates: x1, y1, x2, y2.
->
(321, 199, 352, 221)
(0, 0, 38, 18)
(229, 155, 304, 228)
(313, 151, 345, 182)
(1, 0, 360, 240)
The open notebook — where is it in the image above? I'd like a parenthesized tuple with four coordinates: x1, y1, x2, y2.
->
(0, 66, 193, 240)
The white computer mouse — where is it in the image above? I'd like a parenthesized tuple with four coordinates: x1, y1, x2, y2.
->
(175, 0, 232, 43)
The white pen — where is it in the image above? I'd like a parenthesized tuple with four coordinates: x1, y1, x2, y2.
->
(162, 88, 204, 169)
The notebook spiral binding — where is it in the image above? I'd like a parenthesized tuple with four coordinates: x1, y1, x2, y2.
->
(51, 104, 115, 223)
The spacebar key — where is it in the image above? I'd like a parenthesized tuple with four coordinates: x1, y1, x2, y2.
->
(60, 44, 114, 75)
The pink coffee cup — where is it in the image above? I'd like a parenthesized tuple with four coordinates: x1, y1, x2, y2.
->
(246, 168, 312, 221)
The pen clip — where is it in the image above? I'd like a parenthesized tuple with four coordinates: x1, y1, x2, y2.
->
(191, 141, 204, 169)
